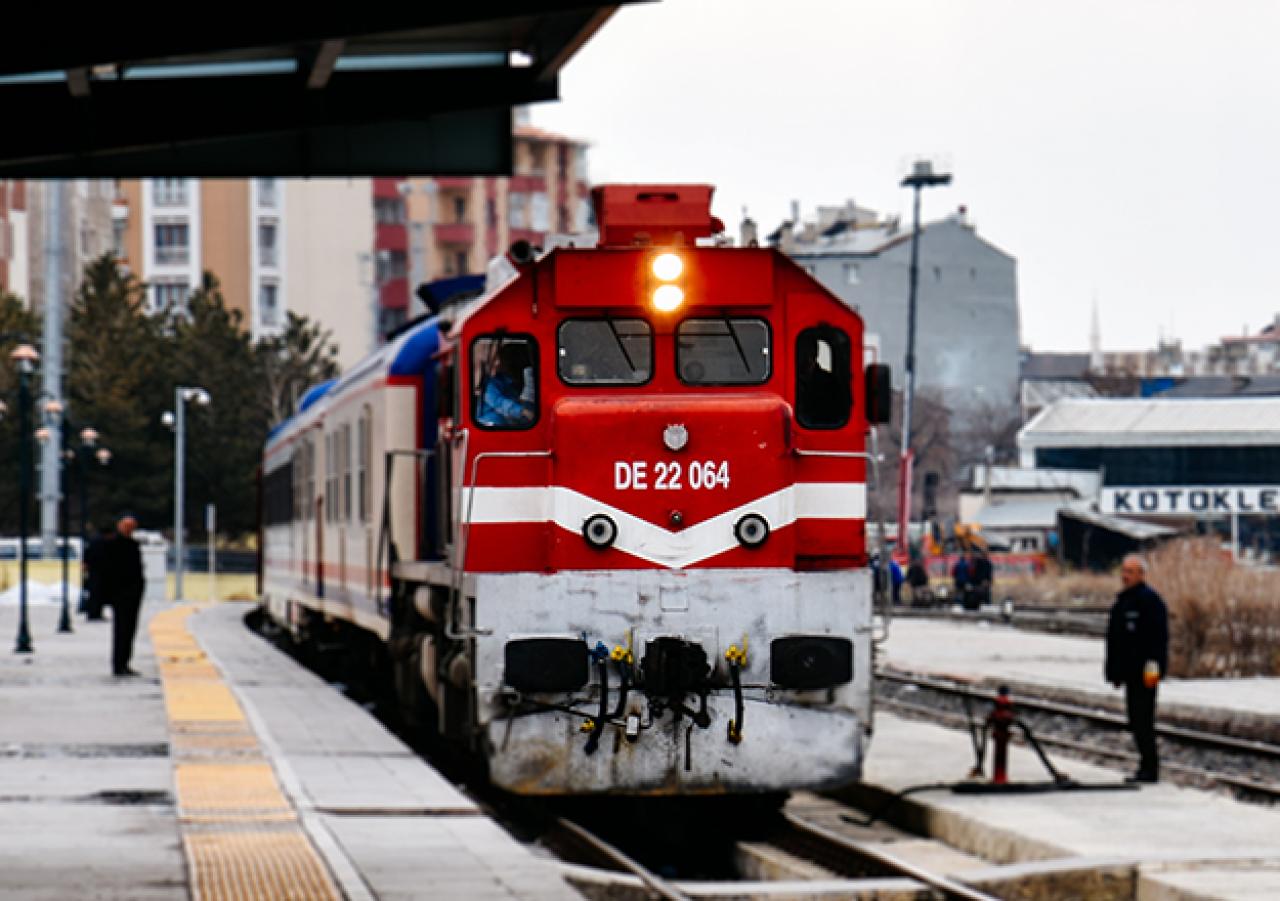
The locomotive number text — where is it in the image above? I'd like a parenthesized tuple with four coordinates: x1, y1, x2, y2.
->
(614, 460, 731, 491)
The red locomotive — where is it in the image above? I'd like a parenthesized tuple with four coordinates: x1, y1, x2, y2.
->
(262, 184, 890, 795)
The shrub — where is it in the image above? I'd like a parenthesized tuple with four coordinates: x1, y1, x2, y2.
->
(1149, 538, 1280, 678)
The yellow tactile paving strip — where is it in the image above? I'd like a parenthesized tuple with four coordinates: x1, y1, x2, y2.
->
(151, 606, 341, 901)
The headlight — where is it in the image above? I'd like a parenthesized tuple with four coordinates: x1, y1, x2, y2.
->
(582, 513, 618, 549)
(734, 513, 769, 548)
(652, 284, 684, 312)
(651, 252, 683, 281)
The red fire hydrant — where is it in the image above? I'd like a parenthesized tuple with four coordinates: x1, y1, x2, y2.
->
(987, 685, 1015, 785)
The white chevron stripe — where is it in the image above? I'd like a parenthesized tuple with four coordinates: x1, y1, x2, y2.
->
(461, 483, 865, 570)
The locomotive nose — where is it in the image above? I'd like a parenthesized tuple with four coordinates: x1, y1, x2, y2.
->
(550, 396, 791, 568)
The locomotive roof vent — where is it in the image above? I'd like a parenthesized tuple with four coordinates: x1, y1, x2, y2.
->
(592, 184, 726, 248)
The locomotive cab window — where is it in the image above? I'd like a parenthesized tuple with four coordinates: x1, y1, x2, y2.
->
(676, 318, 771, 385)
(558, 318, 652, 385)
(795, 326, 853, 429)
(471, 334, 538, 430)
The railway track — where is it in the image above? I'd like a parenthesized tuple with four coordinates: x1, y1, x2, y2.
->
(892, 604, 1109, 638)
(876, 669, 1280, 805)
(254, 615, 1004, 899)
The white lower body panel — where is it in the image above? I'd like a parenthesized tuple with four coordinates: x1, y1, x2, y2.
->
(472, 568, 873, 795)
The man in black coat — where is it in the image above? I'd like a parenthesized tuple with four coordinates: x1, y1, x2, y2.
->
(1105, 554, 1169, 783)
(100, 514, 146, 677)
(80, 520, 115, 621)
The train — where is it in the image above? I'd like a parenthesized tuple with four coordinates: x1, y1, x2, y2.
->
(259, 184, 891, 796)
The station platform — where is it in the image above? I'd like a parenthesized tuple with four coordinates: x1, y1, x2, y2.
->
(879, 616, 1280, 731)
(856, 714, 1280, 900)
(866, 617, 1280, 898)
(0, 595, 577, 900)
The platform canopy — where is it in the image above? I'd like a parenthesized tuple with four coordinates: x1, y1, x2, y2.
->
(0, 4, 637, 177)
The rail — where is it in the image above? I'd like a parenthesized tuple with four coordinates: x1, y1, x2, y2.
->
(375, 448, 434, 621)
(554, 818, 692, 901)
(792, 449, 873, 459)
(783, 813, 1002, 901)
(877, 670, 1280, 803)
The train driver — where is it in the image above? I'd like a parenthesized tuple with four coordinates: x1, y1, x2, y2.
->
(477, 341, 536, 427)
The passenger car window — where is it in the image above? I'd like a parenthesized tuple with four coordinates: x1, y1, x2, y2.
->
(795, 326, 853, 429)
(471, 335, 538, 430)
(558, 318, 652, 385)
(676, 318, 771, 385)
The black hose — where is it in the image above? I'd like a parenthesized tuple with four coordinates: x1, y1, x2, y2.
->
(839, 782, 957, 828)
(609, 662, 631, 720)
(727, 662, 744, 744)
(584, 658, 609, 755)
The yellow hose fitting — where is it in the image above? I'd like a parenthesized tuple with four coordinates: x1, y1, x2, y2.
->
(580, 718, 596, 733)
(725, 645, 747, 666)
(611, 645, 633, 665)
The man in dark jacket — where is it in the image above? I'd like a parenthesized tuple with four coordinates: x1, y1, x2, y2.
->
(100, 514, 146, 677)
(1105, 554, 1169, 783)
(80, 521, 114, 621)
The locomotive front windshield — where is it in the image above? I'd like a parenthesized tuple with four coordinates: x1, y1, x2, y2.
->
(677, 318, 771, 385)
(558, 318, 653, 384)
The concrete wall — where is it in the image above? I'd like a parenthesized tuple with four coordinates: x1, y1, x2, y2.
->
(798, 218, 1020, 414)
(284, 179, 375, 371)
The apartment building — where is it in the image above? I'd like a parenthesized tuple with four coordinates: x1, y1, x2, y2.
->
(1, 180, 113, 310)
(780, 202, 1021, 413)
(113, 177, 378, 368)
(372, 122, 591, 333)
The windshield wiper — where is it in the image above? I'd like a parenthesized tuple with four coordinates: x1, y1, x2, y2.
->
(722, 315, 751, 374)
(603, 312, 637, 373)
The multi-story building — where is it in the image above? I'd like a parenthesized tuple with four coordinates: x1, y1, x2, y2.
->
(108, 117, 590, 363)
(372, 121, 591, 334)
(114, 177, 375, 369)
(1, 180, 114, 310)
(776, 202, 1021, 415)
(0, 180, 27, 299)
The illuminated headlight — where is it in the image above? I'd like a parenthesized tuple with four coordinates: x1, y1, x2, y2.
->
(583, 513, 618, 549)
(651, 252, 683, 281)
(770, 636, 853, 690)
(734, 513, 769, 548)
(652, 284, 684, 312)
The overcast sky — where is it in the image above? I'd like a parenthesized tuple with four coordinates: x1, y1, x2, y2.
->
(533, 0, 1280, 353)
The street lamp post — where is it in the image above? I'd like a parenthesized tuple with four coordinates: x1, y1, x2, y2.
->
(75, 430, 108, 619)
(167, 386, 211, 601)
(11, 343, 39, 654)
(897, 160, 951, 555)
(34, 398, 70, 633)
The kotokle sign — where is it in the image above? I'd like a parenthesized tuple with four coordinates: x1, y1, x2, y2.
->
(1101, 486, 1280, 516)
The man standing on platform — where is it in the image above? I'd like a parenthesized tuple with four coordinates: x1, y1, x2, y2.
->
(1105, 554, 1169, 783)
(101, 513, 146, 677)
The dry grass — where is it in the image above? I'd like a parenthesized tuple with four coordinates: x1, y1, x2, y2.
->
(1001, 566, 1117, 609)
(1148, 538, 1280, 678)
(1003, 539, 1280, 677)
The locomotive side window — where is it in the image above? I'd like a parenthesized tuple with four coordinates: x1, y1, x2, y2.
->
(471, 334, 539, 430)
(557, 318, 652, 385)
(795, 326, 853, 429)
(676, 318, 771, 385)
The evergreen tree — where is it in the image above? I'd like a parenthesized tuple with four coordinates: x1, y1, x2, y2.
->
(256, 311, 341, 426)
(0, 293, 40, 533)
(167, 273, 269, 540)
(65, 257, 170, 533)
